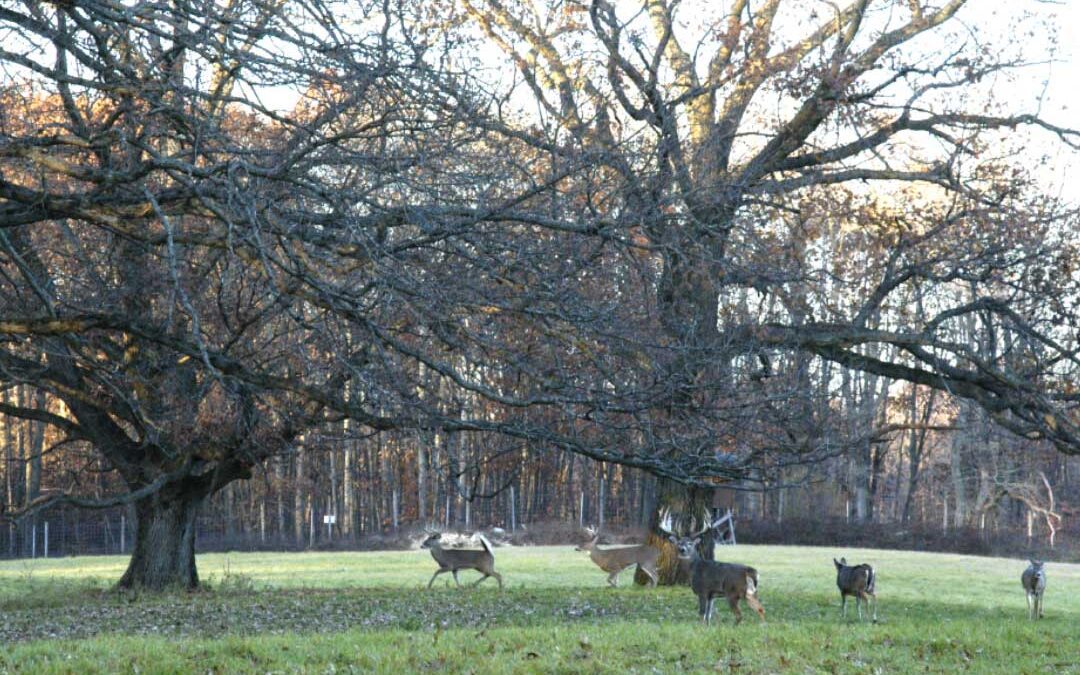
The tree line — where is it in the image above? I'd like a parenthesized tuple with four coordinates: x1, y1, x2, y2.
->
(1, 0, 1077, 588)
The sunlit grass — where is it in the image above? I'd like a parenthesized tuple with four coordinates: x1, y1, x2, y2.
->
(2, 545, 1078, 673)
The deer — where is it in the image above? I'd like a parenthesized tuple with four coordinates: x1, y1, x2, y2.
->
(833, 557, 877, 622)
(575, 526, 660, 587)
(659, 508, 765, 625)
(420, 532, 503, 590)
(1022, 559, 1046, 620)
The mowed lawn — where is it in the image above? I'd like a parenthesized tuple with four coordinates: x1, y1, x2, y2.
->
(1, 545, 1078, 673)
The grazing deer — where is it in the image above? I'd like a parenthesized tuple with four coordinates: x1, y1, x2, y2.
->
(421, 532, 503, 589)
(834, 557, 877, 622)
(660, 509, 765, 625)
(575, 526, 659, 587)
(1022, 560, 1046, 620)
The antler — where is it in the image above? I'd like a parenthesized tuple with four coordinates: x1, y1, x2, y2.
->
(659, 506, 715, 538)
(689, 507, 715, 539)
(658, 507, 675, 536)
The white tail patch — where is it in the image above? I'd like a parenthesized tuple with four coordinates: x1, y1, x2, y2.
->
(745, 573, 757, 595)
(476, 534, 493, 554)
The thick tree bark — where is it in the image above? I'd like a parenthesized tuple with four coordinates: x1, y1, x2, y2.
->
(117, 489, 205, 591)
(635, 481, 714, 586)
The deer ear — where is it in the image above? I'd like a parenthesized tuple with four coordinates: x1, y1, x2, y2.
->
(667, 535, 678, 544)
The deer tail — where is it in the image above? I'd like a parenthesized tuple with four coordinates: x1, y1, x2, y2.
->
(745, 568, 759, 595)
(477, 533, 494, 555)
(866, 566, 876, 594)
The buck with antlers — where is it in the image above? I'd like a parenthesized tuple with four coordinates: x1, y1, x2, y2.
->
(660, 508, 765, 625)
(575, 526, 660, 587)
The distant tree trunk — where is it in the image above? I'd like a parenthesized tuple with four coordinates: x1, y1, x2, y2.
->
(294, 449, 305, 547)
(901, 387, 936, 523)
(26, 388, 44, 507)
(275, 459, 286, 540)
(950, 408, 971, 527)
(417, 439, 427, 528)
(342, 441, 354, 538)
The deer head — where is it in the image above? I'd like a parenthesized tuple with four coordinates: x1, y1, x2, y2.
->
(420, 532, 442, 548)
(575, 525, 600, 551)
(658, 507, 715, 559)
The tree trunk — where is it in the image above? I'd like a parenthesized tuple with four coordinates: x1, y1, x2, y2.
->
(635, 480, 713, 586)
(117, 490, 205, 590)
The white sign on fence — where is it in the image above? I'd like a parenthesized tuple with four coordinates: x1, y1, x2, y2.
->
(323, 515, 336, 524)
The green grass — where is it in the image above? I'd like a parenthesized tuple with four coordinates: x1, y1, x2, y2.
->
(1, 545, 1078, 673)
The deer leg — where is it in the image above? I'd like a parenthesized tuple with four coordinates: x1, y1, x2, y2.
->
(452, 570, 462, 587)
(869, 593, 878, 623)
(640, 564, 658, 588)
(428, 568, 448, 589)
(841, 594, 847, 619)
(698, 595, 710, 624)
(491, 571, 504, 590)
(745, 592, 766, 622)
(856, 593, 865, 621)
(607, 571, 619, 587)
(1037, 592, 1044, 619)
(727, 594, 743, 625)
(1026, 592, 1033, 620)
(473, 574, 488, 587)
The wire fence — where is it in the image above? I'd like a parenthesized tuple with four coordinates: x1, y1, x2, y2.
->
(0, 504, 373, 561)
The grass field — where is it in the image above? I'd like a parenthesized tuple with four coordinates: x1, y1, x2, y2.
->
(1, 545, 1078, 673)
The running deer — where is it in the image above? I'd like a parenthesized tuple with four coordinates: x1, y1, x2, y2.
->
(659, 508, 765, 625)
(420, 532, 503, 589)
(575, 526, 660, 587)
(834, 557, 877, 622)
(1022, 560, 1046, 620)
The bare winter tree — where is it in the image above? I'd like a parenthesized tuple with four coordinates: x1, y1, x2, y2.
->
(2, 0, 1079, 590)
(433, 0, 1080, 578)
(0, 0, 497, 588)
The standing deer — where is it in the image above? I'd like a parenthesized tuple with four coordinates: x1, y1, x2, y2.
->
(660, 508, 765, 625)
(420, 532, 503, 589)
(1022, 560, 1046, 620)
(575, 526, 659, 587)
(834, 557, 877, 622)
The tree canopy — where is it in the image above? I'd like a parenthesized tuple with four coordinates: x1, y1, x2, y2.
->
(0, 0, 1077, 588)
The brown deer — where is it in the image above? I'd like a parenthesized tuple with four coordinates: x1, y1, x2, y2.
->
(834, 557, 877, 622)
(421, 532, 503, 589)
(1022, 560, 1046, 620)
(660, 509, 765, 625)
(575, 526, 659, 587)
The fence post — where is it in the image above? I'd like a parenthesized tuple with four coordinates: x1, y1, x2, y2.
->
(31, 523, 37, 559)
(44, 522, 49, 558)
(120, 514, 126, 554)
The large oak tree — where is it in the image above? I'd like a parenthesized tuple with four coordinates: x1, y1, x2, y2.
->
(1, 0, 1078, 589)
